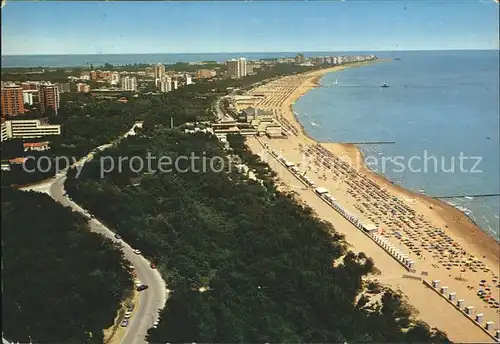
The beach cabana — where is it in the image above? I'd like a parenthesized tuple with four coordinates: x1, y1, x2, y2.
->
(361, 222, 378, 233)
(314, 187, 329, 195)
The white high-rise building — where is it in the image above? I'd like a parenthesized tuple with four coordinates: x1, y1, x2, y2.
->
(22, 91, 34, 105)
(238, 58, 247, 78)
(121, 76, 137, 91)
(110, 72, 120, 85)
(154, 63, 165, 87)
(185, 74, 192, 85)
(227, 58, 247, 78)
(172, 79, 178, 90)
(160, 77, 172, 93)
(227, 59, 239, 78)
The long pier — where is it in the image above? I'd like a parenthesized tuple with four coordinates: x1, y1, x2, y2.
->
(434, 193, 500, 199)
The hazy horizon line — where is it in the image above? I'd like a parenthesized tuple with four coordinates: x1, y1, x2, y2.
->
(2, 48, 498, 57)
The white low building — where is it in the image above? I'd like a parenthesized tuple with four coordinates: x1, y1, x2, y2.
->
(1, 120, 8, 141)
(3, 119, 61, 140)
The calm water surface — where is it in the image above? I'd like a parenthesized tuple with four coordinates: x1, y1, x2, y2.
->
(294, 50, 499, 240)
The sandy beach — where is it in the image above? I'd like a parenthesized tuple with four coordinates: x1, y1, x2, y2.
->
(238, 62, 500, 342)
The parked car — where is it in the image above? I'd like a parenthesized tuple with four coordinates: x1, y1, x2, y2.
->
(115, 234, 121, 240)
(133, 249, 141, 254)
(124, 311, 132, 319)
(150, 263, 157, 269)
(120, 320, 129, 327)
(137, 284, 149, 292)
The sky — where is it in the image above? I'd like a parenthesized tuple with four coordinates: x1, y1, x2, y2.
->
(1, 0, 499, 55)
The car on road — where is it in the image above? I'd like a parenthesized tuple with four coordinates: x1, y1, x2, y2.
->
(133, 249, 141, 254)
(120, 320, 129, 327)
(150, 263, 157, 269)
(114, 234, 121, 240)
(153, 320, 159, 329)
(137, 284, 149, 291)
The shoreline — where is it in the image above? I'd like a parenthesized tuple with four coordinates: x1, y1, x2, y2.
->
(289, 63, 499, 264)
(242, 61, 500, 342)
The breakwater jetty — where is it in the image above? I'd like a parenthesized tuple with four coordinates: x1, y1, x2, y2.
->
(342, 141, 396, 145)
(434, 193, 500, 199)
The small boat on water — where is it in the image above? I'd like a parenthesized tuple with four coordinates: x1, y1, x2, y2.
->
(381, 83, 389, 88)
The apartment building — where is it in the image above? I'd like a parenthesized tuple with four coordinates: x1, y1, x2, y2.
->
(39, 83, 60, 114)
(1, 83, 25, 118)
(196, 69, 216, 79)
(23, 91, 34, 105)
(154, 63, 166, 87)
(121, 76, 137, 91)
(76, 83, 91, 93)
(160, 77, 172, 93)
(226, 58, 247, 78)
(57, 82, 71, 93)
(20, 81, 40, 91)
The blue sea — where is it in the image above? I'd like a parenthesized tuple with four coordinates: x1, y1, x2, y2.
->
(293, 50, 500, 240)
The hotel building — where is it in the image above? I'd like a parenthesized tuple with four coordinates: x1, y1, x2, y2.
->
(110, 72, 120, 85)
(39, 83, 60, 115)
(226, 58, 247, 78)
(121, 76, 137, 91)
(2, 118, 61, 140)
(57, 82, 71, 94)
(295, 54, 305, 64)
(154, 63, 166, 87)
(160, 77, 172, 93)
(23, 91, 34, 106)
(196, 69, 216, 79)
(20, 81, 40, 91)
(76, 83, 91, 93)
(1, 83, 25, 118)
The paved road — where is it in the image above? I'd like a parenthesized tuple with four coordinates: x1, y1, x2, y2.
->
(21, 122, 168, 344)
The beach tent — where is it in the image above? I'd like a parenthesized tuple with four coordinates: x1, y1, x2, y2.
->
(362, 222, 378, 233)
(314, 187, 329, 195)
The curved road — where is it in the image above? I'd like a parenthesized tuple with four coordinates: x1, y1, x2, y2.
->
(20, 123, 168, 344)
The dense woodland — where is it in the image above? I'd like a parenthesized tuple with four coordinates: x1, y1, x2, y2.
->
(64, 70, 449, 342)
(1, 188, 132, 343)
